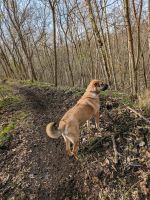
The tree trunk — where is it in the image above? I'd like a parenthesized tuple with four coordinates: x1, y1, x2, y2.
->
(124, 0, 137, 95)
(85, 0, 111, 85)
(104, 0, 117, 90)
(48, 0, 58, 87)
(148, 0, 150, 55)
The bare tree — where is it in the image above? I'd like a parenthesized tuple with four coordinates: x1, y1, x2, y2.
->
(0, 0, 149, 92)
(103, 0, 117, 90)
(148, 0, 150, 56)
(84, 0, 111, 85)
(57, 2, 74, 86)
(124, 0, 137, 95)
(3, 0, 37, 81)
(48, 0, 58, 86)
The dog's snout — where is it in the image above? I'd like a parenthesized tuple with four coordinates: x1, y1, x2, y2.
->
(101, 83, 108, 91)
(104, 84, 108, 89)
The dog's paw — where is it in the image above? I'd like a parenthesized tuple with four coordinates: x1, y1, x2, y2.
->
(66, 150, 73, 157)
(73, 154, 78, 160)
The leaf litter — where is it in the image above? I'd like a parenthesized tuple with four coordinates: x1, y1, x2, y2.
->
(0, 85, 149, 200)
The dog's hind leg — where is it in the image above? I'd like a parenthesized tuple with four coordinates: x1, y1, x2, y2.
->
(72, 139, 79, 160)
(63, 135, 72, 157)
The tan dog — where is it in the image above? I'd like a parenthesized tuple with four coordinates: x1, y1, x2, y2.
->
(46, 80, 108, 159)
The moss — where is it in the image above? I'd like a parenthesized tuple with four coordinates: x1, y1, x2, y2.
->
(0, 122, 16, 147)
(19, 80, 53, 88)
(19, 80, 86, 94)
(0, 83, 23, 109)
(0, 111, 29, 148)
(0, 96, 22, 109)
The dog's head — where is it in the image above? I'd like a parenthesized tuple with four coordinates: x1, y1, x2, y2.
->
(86, 80, 108, 93)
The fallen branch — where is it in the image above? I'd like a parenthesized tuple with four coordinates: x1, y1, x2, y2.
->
(126, 106, 150, 125)
(111, 135, 120, 164)
(88, 133, 121, 163)
(88, 132, 118, 152)
(88, 133, 112, 152)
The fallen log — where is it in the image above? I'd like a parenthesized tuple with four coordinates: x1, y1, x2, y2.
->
(126, 106, 150, 125)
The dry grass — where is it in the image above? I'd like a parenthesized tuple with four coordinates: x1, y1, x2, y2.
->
(138, 89, 150, 115)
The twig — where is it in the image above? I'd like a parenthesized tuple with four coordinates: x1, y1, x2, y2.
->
(126, 106, 150, 125)
(88, 132, 114, 152)
(122, 171, 150, 200)
(111, 135, 120, 164)
(88, 132, 120, 155)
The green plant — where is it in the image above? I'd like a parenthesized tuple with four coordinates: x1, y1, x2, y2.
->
(0, 122, 16, 147)
(19, 80, 53, 88)
(0, 96, 22, 109)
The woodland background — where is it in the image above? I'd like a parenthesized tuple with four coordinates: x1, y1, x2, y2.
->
(0, 1, 150, 199)
(0, 0, 150, 95)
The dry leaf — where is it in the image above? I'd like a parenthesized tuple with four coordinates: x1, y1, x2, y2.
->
(139, 179, 149, 196)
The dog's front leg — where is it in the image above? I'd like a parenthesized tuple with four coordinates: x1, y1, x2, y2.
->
(95, 112, 100, 130)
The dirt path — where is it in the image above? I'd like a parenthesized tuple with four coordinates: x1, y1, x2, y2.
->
(0, 85, 149, 200)
(0, 86, 84, 200)
(21, 86, 85, 200)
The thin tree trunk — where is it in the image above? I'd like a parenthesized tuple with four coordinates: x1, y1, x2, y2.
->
(85, 0, 111, 85)
(4, 0, 37, 81)
(148, 0, 150, 58)
(141, 53, 147, 88)
(104, 0, 117, 90)
(124, 0, 137, 95)
(57, 5, 74, 86)
(0, 46, 15, 78)
(48, 0, 58, 87)
(76, 1, 95, 78)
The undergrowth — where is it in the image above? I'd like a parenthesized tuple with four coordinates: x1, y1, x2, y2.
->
(101, 90, 134, 106)
(0, 111, 29, 148)
(0, 83, 23, 109)
(0, 122, 16, 147)
(137, 89, 150, 115)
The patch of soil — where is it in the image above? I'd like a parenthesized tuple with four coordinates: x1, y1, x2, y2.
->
(0, 85, 150, 200)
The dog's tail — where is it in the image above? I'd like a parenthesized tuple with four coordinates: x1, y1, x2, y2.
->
(46, 122, 62, 139)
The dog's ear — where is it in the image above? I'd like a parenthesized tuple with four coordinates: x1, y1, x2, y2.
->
(93, 81, 100, 87)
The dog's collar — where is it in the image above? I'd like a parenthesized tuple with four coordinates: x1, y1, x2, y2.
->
(90, 91, 99, 97)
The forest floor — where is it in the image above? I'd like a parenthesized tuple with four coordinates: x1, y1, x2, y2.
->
(0, 81, 150, 200)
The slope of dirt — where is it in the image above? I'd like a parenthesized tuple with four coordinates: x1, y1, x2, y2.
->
(0, 84, 150, 200)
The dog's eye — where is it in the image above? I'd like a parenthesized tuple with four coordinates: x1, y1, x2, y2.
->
(94, 82, 100, 87)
